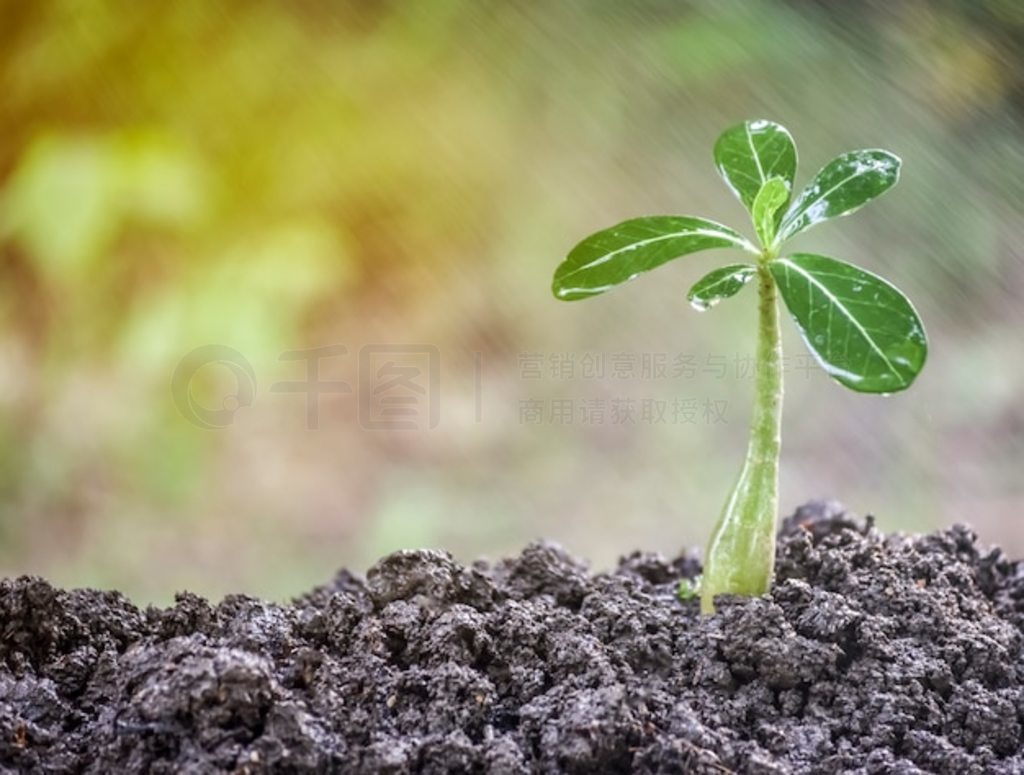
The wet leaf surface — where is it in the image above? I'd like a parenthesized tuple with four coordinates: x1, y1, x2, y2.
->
(779, 150, 900, 241)
(552, 216, 752, 300)
(688, 263, 757, 311)
(770, 252, 927, 392)
(714, 120, 797, 215)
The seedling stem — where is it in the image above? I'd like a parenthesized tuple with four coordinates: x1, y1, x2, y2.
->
(700, 253, 782, 612)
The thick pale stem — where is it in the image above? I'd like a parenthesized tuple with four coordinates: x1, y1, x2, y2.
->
(700, 263, 783, 614)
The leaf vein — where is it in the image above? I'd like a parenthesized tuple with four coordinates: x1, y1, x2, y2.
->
(561, 227, 746, 281)
(778, 259, 903, 381)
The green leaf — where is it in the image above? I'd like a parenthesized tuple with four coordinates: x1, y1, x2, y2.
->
(552, 216, 753, 301)
(688, 263, 757, 311)
(752, 177, 789, 247)
(778, 150, 900, 242)
(769, 253, 927, 393)
(714, 120, 797, 215)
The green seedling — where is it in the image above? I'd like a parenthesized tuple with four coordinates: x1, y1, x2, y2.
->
(551, 120, 927, 614)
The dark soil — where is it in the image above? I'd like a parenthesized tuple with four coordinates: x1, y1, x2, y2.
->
(3, 501, 1024, 773)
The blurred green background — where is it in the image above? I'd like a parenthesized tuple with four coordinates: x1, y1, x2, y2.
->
(1, 0, 1022, 603)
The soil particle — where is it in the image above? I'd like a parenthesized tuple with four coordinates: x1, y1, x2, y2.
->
(3, 502, 1024, 773)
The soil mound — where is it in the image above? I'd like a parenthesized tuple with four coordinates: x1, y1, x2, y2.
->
(2, 501, 1024, 773)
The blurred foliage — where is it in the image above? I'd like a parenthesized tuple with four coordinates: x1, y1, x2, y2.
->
(0, 0, 1021, 602)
